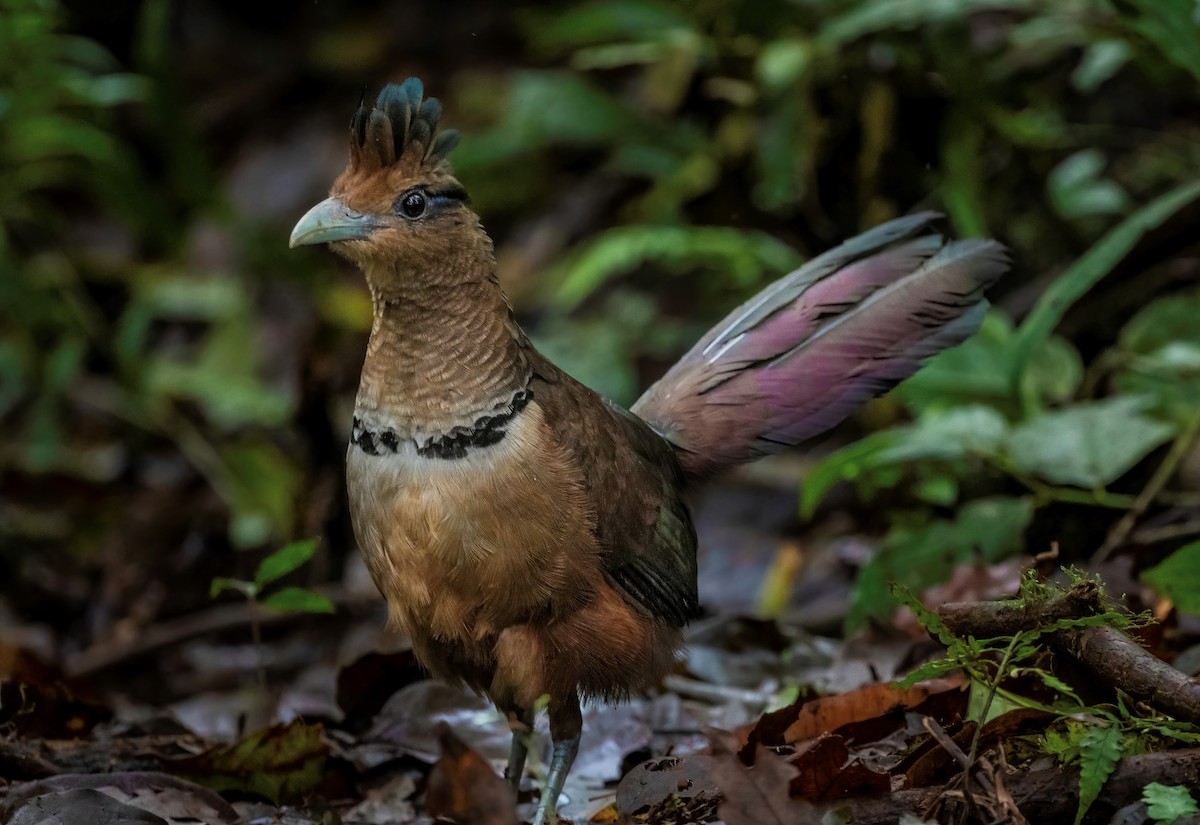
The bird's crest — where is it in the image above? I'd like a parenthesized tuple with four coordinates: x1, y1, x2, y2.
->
(349, 78, 460, 173)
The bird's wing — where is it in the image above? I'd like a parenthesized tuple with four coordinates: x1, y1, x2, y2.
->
(532, 363, 699, 627)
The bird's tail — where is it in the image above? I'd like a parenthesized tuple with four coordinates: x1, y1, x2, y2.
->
(630, 212, 1009, 483)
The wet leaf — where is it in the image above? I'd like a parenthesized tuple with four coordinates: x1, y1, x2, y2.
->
(174, 721, 328, 804)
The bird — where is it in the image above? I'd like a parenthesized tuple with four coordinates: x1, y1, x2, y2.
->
(290, 78, 1008, 825)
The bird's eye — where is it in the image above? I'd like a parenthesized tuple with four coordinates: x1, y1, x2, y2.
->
(397, 191, 427, 219)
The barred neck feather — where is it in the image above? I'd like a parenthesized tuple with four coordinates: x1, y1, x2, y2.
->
(355, 272, 532, 445)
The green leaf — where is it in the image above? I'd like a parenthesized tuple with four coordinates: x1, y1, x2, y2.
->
(254, 538, 319, 589)
(818, 0, 1034, 47)
(800, 429, 901, 518)
(451, 71, 643, 170)
(1047, 149, 1128, 219)
(941, 111, 987, 238)
(1024, 335, 1084, 406)
(1043, 721, 1086, 763)
(1143, 783, 1199, 824)
(899, 311, 1081, 414)
(218, 440, 302, 547)
(897, 658, 961, 688)
(1075, 724, 1124, 825)
(879, 405, 1009, 463)
(261, 587, 335, 615)
(1114, 0, 1200, 85)
(1142, 541, 1200, 614)
(1012, 180, 1200, 391)
(914, 472, 958, 506)
(891, 583, 957, 647)
(553, 225, 800, 311)
(1011, 667, 1082, 705)
(1116, 289, 1200, 417)
(1121, 290, 1200, 354)
(210, 577, 254, 599)
(756, 38, 811, 93)
(967, 680, 1024, 724)
(143, 299, 295, 431)
(1007, 396, 1175, 488)
(1071, 39, 1131, 92)
(522, 0, 695, 55)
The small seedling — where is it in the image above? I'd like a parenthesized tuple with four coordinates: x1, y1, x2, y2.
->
(210, 538, 334, 685)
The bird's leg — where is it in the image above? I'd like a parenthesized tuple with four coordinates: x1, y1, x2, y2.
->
(504, 704, 536, 791)
(531, 693, 582, 825)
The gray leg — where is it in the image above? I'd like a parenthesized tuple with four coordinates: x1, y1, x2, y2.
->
(505, 705, 535, 791)
(531, 695, 582, 825)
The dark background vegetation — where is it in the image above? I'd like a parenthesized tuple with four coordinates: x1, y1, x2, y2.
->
(4, 0, 1200, 681)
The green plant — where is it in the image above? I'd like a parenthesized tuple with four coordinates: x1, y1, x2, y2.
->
(1143, 783, 1200, 824)
(898, 573, 1200, 824)
(1, 0, 309, 556)
(210, 538, 334, 685)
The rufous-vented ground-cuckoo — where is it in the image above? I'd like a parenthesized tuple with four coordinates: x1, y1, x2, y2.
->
(291, 79, 1008, 824)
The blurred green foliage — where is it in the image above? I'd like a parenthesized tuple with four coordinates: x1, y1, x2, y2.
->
(3, 0, 1200, 628)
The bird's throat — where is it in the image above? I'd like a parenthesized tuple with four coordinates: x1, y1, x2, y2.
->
(354, 271, 532, 448)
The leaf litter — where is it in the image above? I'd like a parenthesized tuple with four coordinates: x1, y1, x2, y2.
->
(4, 505, 1200, 825)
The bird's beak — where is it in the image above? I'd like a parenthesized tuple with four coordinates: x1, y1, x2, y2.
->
(289, 197, 381, 248)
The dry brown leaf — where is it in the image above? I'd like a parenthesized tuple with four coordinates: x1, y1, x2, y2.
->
(789, 733, 890, 802)
(709, 731, 820, 825)
(426, 722, 517, 825)
(782, 678, 964, 745)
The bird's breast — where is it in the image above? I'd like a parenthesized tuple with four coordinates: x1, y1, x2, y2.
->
(345, 401, 600, 643)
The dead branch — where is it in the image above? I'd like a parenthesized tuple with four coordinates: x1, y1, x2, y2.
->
(1057, 626, 1200, 724)
(938, 583, 1200, 725)
(64, 584, 372, 678)
(937, 581, 1101, 638)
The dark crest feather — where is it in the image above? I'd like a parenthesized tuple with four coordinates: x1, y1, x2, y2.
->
(349, 77, 459, 168)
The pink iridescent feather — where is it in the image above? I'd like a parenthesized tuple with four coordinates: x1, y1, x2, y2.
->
(632, 212, 1009, 481)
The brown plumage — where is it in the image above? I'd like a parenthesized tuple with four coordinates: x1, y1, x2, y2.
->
(290, 78, 1007, 824)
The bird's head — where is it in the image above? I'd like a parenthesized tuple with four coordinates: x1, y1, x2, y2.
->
(290, 79, 483, 293)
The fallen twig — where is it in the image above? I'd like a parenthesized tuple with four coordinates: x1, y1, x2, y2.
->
(65, 585, 372, 678)
(938, 583, 1200, 725)
(937, 581, 1101, 638)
